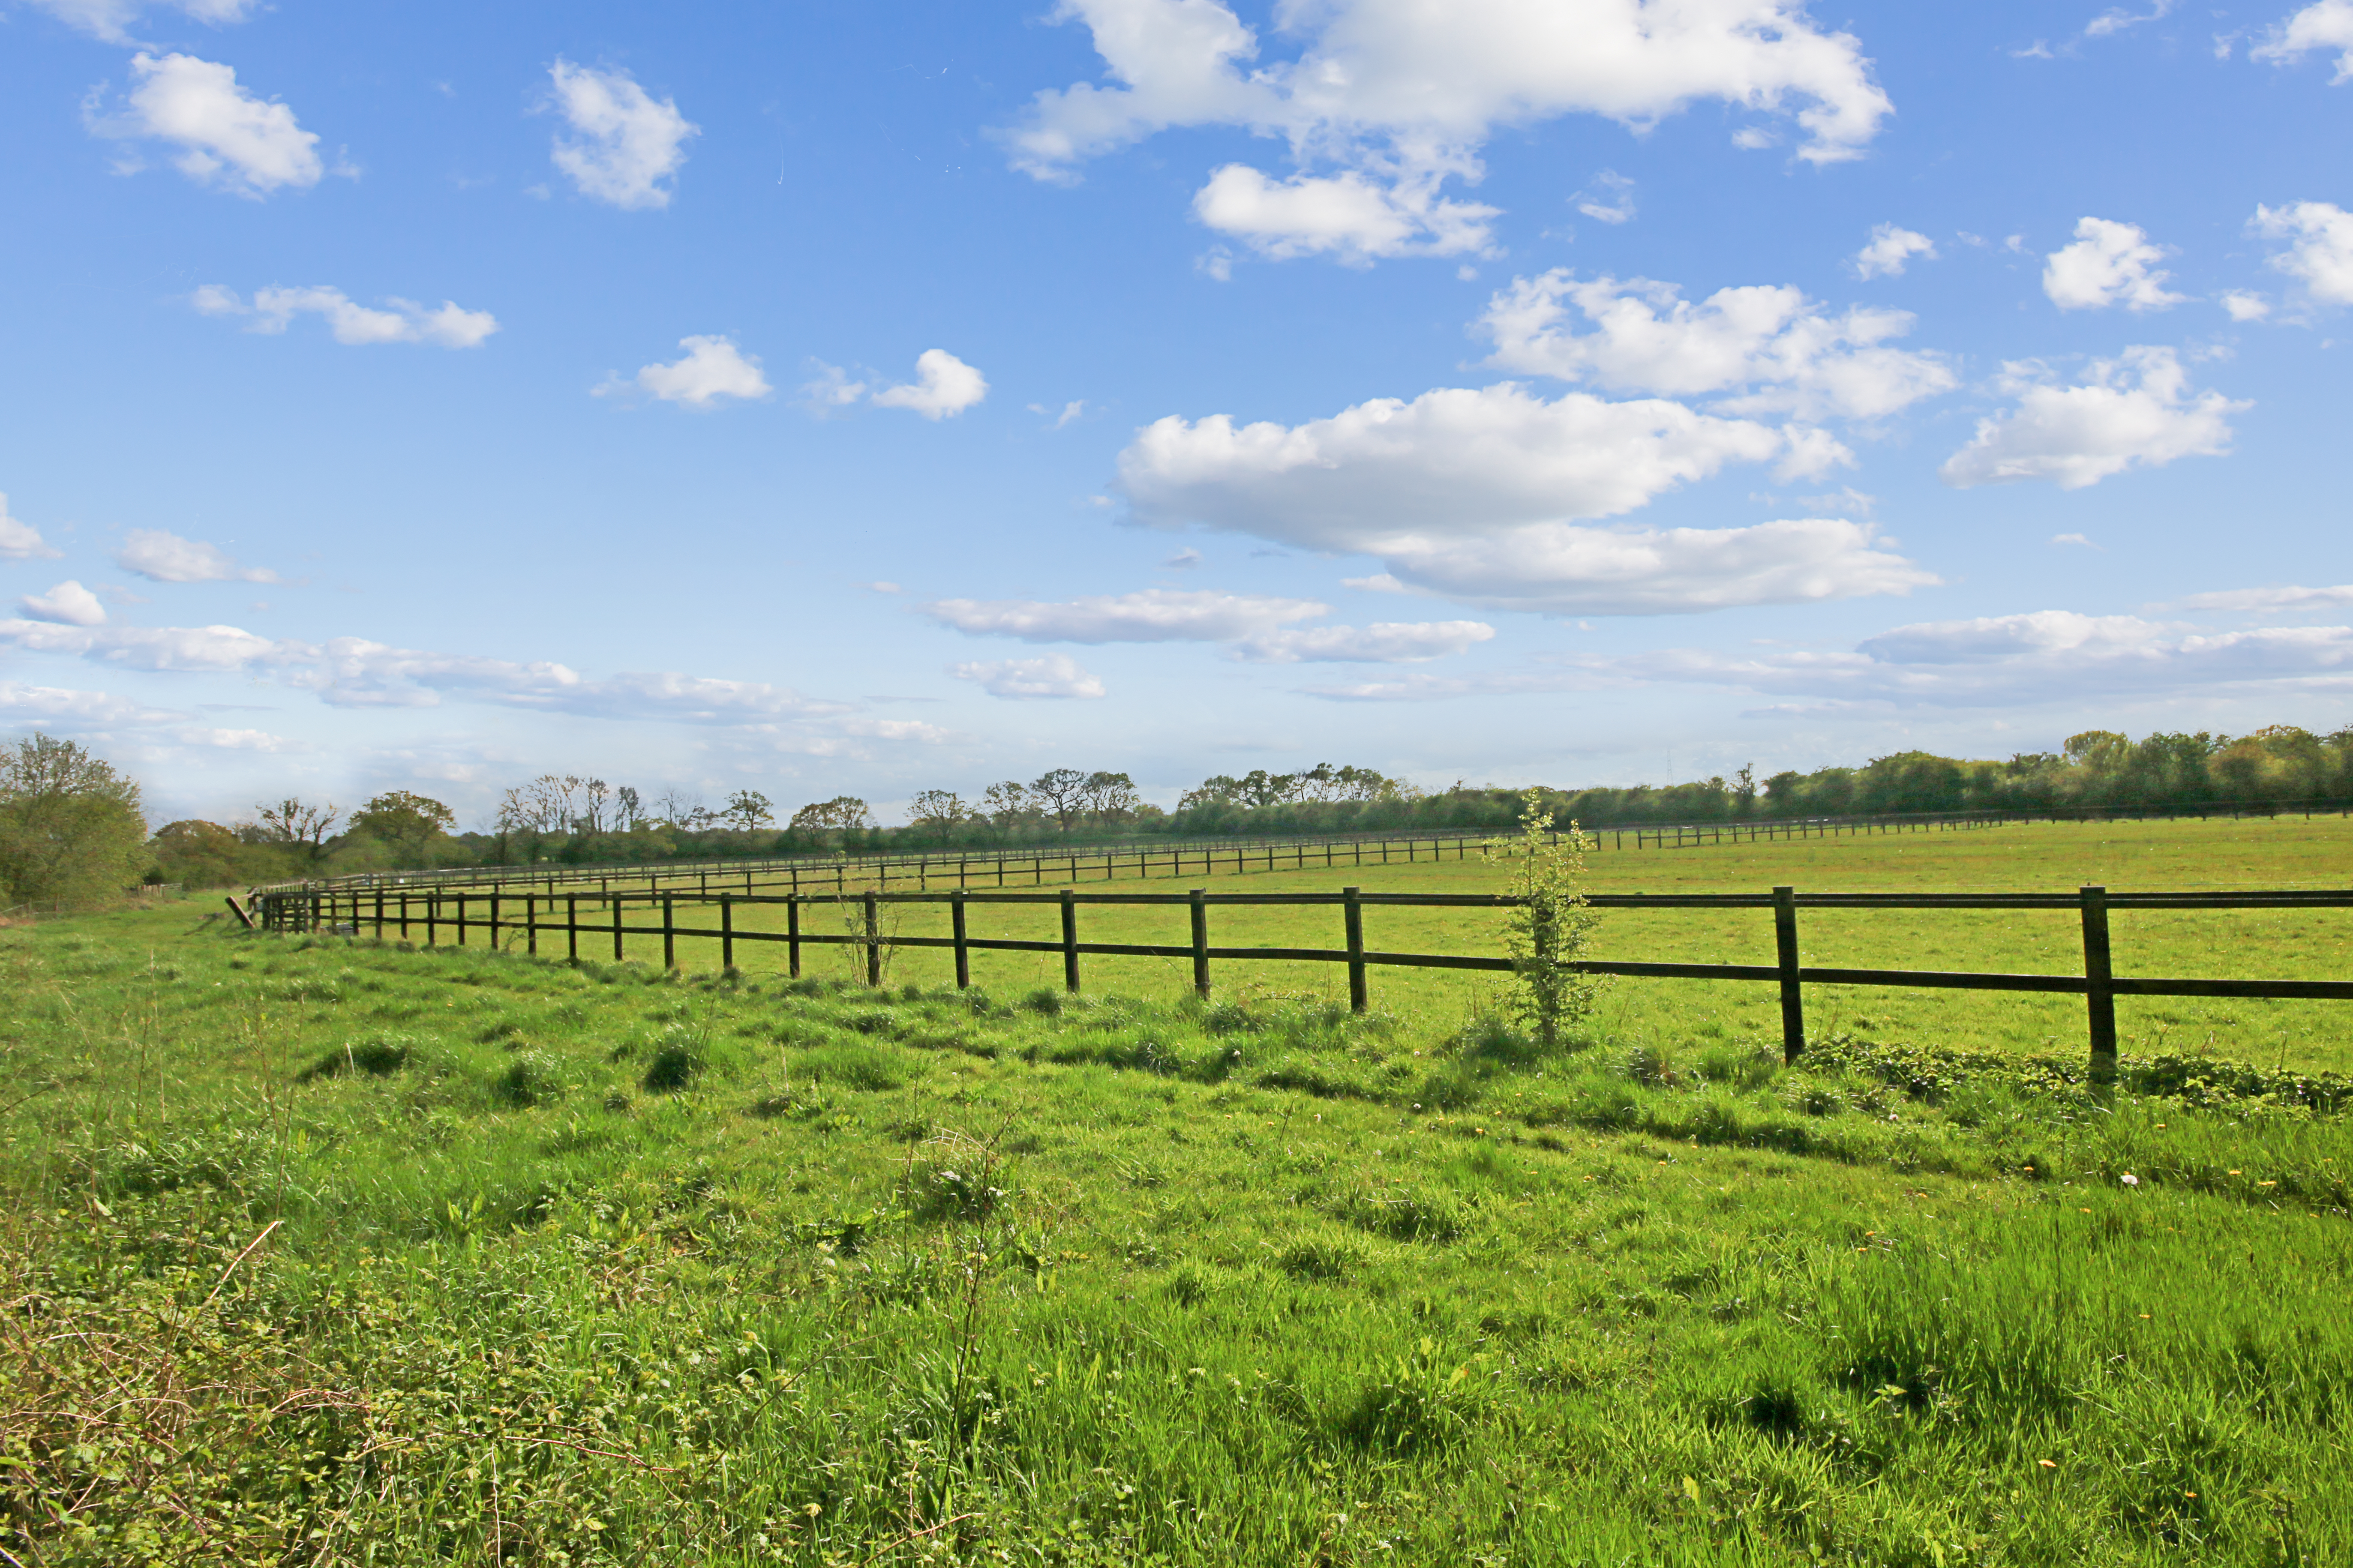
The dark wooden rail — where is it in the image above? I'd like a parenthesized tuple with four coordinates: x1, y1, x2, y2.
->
(258, 882, 2353, 1082)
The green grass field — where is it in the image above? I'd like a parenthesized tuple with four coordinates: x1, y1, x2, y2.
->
(492, 815, 2353, 1075)
(6, 816, 2351, 1565)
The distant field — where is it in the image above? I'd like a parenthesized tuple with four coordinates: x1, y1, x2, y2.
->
(558, 815, 2353, 1075)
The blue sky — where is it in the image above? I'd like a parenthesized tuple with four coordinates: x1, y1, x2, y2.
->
(3, 0, 2352, 827)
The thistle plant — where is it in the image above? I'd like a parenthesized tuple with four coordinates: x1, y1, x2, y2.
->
(1483, 789, 1601, 1050)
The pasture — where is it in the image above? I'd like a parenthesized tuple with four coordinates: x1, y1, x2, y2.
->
(2, 815, 2350, 1565)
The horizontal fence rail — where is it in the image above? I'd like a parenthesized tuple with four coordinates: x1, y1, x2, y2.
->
(255, 796, 2353, 902)
(255, 881, 2353, 1082)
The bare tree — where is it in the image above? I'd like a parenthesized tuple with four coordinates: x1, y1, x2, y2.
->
(615, 785, 645, 830)
(908, 789, 967, 842)
(255, 797, 339, 864)
(578, 778, 612, 833)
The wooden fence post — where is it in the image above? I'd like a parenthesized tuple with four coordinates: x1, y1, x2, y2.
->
(720, 894, 734, 972)
(1344, 886, 1367, 1014)
(426, 893, 437, 948)
(951, 890, 971, 988)
(864, 892, 881, 986)
(399, 890, 409, 940)
(525, 895, 537, 956)
(2080, 885, 2118, 1084)
(456, 893, 468, 947)
(1060, 888, 1080, 992)
(374, 889, 384, 940)
(787, 894, 802, 979)
(1773, 885, 1804, 1064)
(1189, 888, 1210, 1000)
(489, 892, 501, 951)
(663, 896, 676, 970)
(612, 894, 624, 962)
(567, 894, 578, 962)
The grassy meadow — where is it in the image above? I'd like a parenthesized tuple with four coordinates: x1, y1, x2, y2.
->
(3, 816, 2351, 1565)
(537, 815, 2353, 1075)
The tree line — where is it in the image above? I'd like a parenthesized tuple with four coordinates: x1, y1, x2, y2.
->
(8, 723, 2350, 902)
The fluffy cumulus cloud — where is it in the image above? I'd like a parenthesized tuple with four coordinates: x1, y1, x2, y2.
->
(546, 60, 698, 210)
(2251, 1, 2353, 81)
(0, 495, 63, 562)
(952, 654, 1109, 700)
(192, 285, 498, 348)
(1939, 347, 2246, 490)
(1190, 165, 1499, 264)
(601, 336, 772, 408)
(870, 350, 990, 419)
(1479, 270, 1955, 421)
(112, 528, 278, 584)
(0, 681, 183, 729)
(1115, 381, 1937, 613)
(1005, 0, 1891, 264)
(93, 52, 326, 198)
(26, 0, 258, 44)
(2254, 201, 2353, 306)
(2042, 217, 2186, 312)
(18, 581, 107, 628)
(924, 588, 1492, 661)
(1852, 223, 1936, 279)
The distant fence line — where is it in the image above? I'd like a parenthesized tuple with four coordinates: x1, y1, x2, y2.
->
(254, 796, 2353, 902)
(253, 880, 2353, 1082)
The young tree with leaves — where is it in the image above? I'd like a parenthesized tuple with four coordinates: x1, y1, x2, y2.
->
(254, 798, 339, 866)
(0, 735, 151, 907)
(723, 788, 775, 831)
(1482, 790, 1601, 1051)
(348, 791, 456, 868)
(1028, 768, 1087, 832)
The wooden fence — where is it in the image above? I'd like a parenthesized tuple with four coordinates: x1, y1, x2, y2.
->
(255, 881, 2353, 1081)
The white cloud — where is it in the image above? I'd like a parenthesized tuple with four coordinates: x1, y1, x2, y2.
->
(925, 588, 1328, 643)
(1005, 0, 1891, 264)
(2085, 1, 2177, 38)
(0, 495, 63, 562)
(2251, 1, 2353, 81)
(925, 587, 1495, 662)
(546, 60, 698, 210)
(112, 528, 279, 584)
(2254, 200, 2353, 306)
(952, 654, 1107, 699)
(1939, 347, 2245, 490)
(0, 681, 181, 728)
(2220, 289, 2274, 321)
(24, 0, 258, 45)
(0, 617, 869, 730)
(1237, 621, 1496, 662)
(1123, 382, 1783, 547)
(871, 350, 989, 419)
(1479, 270, 1957, 421)
(1355, 518, 1934, 615)
(1852, 223, 1936, 279)
(94, 52, 326, 198)
(1573, 170, 1636, 225)
(1191, 164, 1500, 262)
(1314, 607, 2353, 708)
(192, 285, 498, 348)
(602, 336, 772, 409)
(2168, 582, 2353, 613)
(18, 582, 107, 628)
(1114, 381, 1928, 612)
(2042, 217, 2187, 312)
(800, 361, 869, 411)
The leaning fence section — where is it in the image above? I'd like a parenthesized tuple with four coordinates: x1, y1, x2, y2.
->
(255, 881, 2353, 1083)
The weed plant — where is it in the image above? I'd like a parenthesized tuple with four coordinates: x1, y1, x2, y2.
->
(0, 905, 2347, 1565)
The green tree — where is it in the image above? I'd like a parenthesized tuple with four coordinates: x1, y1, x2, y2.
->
(150, 820, 250, 889)
(1028, 768, 1087, 832)
(348, 791, 456, 868)
(723, 788, 775, 831)
(0, 734, 151, 908)
(1482, 791, 1600, 1052)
